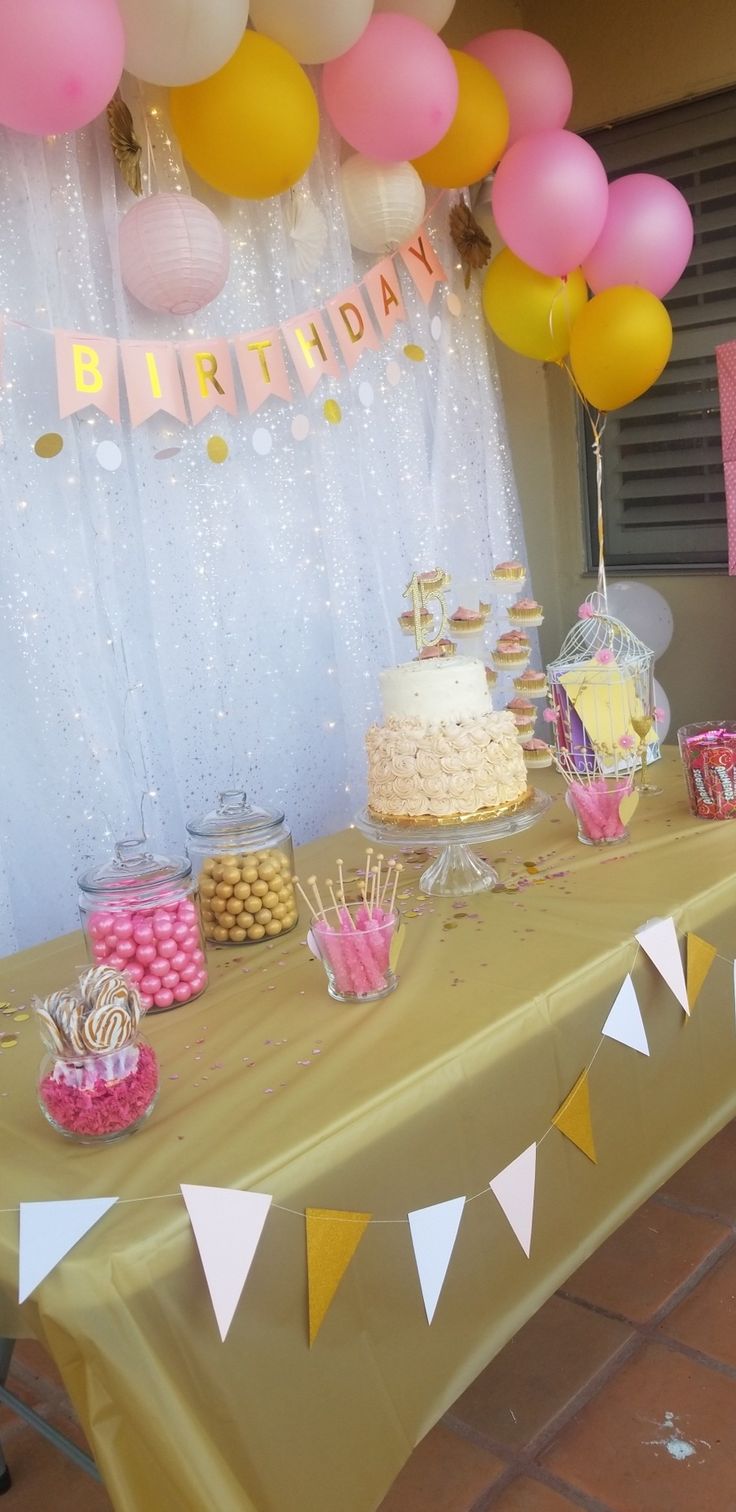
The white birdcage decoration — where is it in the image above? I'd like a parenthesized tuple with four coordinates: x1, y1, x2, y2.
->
(546, 592, 659, 779)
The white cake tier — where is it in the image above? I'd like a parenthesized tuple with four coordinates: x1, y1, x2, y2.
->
(380, 655, 489, 726)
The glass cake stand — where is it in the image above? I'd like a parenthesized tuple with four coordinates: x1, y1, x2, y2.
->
(355, 790, 553, 898)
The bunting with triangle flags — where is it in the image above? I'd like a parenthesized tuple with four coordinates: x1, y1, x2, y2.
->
(180, 1185, 272, 1342)
(408, 1196, 466, 1324)
(602, 975, 650, 1057)
(489, 1144, 537, 1258)
(635, 917, 689, 1014)
(305, 1208, 372, 1346)
(687, 933, 718, 1011)
(552, 1070, 597, 1163)
(19, 1197, 118, 1304)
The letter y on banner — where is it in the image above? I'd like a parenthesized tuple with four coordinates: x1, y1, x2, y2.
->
(399, 231, 447, 304)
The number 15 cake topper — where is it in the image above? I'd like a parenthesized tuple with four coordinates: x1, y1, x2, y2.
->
(403, 568, 451, 652)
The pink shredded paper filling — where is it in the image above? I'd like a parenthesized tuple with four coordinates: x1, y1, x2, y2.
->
(40, 1043, 159, 1138)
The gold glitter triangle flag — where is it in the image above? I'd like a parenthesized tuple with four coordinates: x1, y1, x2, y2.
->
(552, 1070, 597, 1163)
(687, 933, 718, 1011)
(306, 1207, 372, 1346)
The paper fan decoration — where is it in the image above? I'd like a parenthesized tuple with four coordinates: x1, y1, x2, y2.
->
(286, 193, 328, 279)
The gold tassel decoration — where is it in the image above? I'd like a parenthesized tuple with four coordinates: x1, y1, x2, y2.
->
(106, 91, 143, 197)
(449, 201, 492, 289)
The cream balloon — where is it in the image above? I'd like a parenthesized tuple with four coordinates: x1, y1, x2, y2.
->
(605, 581, 674, 658)
(119, 0, 248, 85)
(653, 679, 671, 742)
(250, 0, 373, 64)
(373, 0, 456, 31)
(341, 154, 426, 254)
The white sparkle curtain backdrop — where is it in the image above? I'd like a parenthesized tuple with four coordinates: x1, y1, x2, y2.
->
(0, 95, 529, 954)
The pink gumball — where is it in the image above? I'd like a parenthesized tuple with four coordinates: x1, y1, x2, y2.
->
(162, 972, 180, 990)
(125, 963, 144, 983)
(172, 922, 189, 943)
(154, 989, 174, 1009)
(133, 922, 154, 945)
(183, 932, 201, 954)
(158, 938, 178, 960)
(151, 956, 169, 976)
(140, 974, 162, 995)
(492, 130, 609, 277)
(191, 949, 205, 968)
(174, 983, 192, 1004)
(0, 0, 124, 136)
(139, 994, 154, 1011)
(93, 940, 109, 960)
(180, 963, 198, 983)
(178, 901, 197, 923)
(190, 972, 207, 995)
(89, 913, 107, 937)
(108, 954, 125, 970)
(582, 173, 694, 298)
(105, 933, 118, 952)
(171, 951, 188, 973)
(323, 13, 458, 162)
(153, 915, 173, 940)
(116, 939, 136, 960)
(113, 915, 133, 939)
(137, 944, 157, 966)
(465, 29, 572, 147)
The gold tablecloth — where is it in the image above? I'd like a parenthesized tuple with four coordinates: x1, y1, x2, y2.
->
(1, 751, 735, 1512)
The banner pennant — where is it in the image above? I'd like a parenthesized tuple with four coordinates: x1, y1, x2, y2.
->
(408, 1195, 465, 1325)
(181, 1185, 272, 1342)
(306, 1207, 372, 1346)
(489, 1144, 536, 1258)
(19, 1197, 118, 1303)
(552, 1070, 597, 1163)
(636, 917, 689, 1014)
(687, 933, 718, 1011)
(602, 975, 650, 1057)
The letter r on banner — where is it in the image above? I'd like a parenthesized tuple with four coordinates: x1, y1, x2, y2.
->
(178, 340, 238, 425)
(55, 331, 121, 423)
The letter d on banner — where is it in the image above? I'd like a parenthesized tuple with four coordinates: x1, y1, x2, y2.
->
(55, 331, 121, 423)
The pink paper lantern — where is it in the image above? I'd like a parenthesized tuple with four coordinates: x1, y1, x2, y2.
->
(119, 194, 230, 316)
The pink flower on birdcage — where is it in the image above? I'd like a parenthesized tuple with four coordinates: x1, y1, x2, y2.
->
(654, 706, 666, 722)
(618, 733, 636, 750)
(542, 707, 558, 723)
(577, 602, 595, 620)
(594, 648, 615, 665)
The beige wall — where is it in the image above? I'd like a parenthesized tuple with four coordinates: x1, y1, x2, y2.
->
(449, 0, 736, 732)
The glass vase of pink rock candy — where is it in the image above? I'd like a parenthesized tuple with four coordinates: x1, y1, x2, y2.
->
(310, 903, 399, 1003)
(567, 776, 634, 846)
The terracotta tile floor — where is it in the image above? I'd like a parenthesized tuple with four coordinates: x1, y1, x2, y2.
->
(2, 1119, 735, 1512)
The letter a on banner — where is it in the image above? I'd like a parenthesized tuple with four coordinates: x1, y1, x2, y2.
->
(635, 917, 689, 1014)
(306, 1207, 372, 1346)
(325, 285, 379, 371)
(55, 332, 120, 423)
(180, 1185, 272, 1342)
(363, 256, 407, 339)
(408, 1195, 465, 1325)
(552, 1071, 597, 1163)
(489, 1144, 536, 1258)
(178, 340, 238, 425)
(19, 1197, 118, 1303)
(121, 341, 189, 426)
(686, 933, 718, 1011)
(399, 231, 447, 304)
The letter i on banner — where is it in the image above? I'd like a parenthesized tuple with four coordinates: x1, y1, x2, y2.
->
(363, 256, 407, 339)
(55, 331, 121, 423)
(325, 285, 379, 371)
(233, 327, 293, 414)
(281, 310, 340, 397)
(178, 340, 238, 425)
(399, 231, 447, 305)
(121, 342, 189, 426)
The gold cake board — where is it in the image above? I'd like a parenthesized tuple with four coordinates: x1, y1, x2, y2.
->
(367, 787, 534, 829)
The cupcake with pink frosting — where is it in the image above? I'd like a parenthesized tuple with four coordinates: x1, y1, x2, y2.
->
(491, 561, 526, 587)
(449, 604, 489, 636)
(508, 598, 544, 628)
(522, 739, 553, 768)
(512, 668, 547, 698)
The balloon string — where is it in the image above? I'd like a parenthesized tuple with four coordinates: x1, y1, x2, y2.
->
(560, 361, 608, 607)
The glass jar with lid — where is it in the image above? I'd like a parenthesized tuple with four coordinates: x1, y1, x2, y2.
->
(78, 837, 208, 1011)
(186, 790, 298, 946)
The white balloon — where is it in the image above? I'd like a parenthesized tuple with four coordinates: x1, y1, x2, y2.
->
(605, 581, 674, 658)
(250, 0, 373, 64)
(119, 0, 248, 86)
(653, 679, 671, 742)
(373, 0, 456, 32)
(341, 154, 426, 254)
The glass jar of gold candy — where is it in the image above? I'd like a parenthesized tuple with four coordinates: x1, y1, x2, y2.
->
(186, 791, 298, 946)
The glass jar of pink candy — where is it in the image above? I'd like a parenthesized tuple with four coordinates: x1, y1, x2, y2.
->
(78, 838, 208, 1012)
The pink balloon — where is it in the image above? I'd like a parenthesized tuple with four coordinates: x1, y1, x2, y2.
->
(322, 13, 458, 162)
(492, 130, 609, 277)
(582, 173, 694, 298)
(0, 0, 124, 136)
(465, 29, 572, 147)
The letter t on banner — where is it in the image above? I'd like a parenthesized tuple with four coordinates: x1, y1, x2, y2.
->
(281, 310, 340, 397)
(233, 327, 293, 414)
(55, 331, 121, 423)
(325, 286, 379, 371)
(399, 231, 447, 304)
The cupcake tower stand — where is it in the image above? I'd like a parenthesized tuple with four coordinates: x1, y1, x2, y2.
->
(356, 789, 552, 898)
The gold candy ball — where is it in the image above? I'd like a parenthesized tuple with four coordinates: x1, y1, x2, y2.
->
(255, 908, 272, 925)
(265, 920, 283, 937)
(229, 927, 247, 942)
(225, 898, 242, 916)
(215, 882, 233, 899)
(233, 881, 250, 900)
(247, 923, 266, 940)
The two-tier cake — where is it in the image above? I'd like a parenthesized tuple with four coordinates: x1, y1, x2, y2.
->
(365, 655, 529, 822)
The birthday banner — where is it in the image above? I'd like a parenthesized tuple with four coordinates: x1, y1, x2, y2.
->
(11, 227, 446, 432)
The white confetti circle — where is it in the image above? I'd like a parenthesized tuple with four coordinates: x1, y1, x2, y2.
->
(291, 414, 310, 442)
(430, 315, 442, 341)
(252, 428, 273, 457)
(386, 361, 401, 388)
(96, 440, 123, 472)
(446, 292, 462, 318)
(358, 382, 374, 409)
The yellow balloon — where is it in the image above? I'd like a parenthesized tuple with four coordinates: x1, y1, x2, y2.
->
(482, 249, 588, 361)
(569, 286, 673, 411)
(170, 33, 319, 200)
(412, 51, 509, 189)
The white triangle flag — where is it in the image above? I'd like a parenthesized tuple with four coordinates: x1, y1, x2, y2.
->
(635, 917, 689, 1015)
(19, 1197, 118, 1304)
(489, 1144, 537, 1258)
(602, 975, 650, 1056)
(181, 1185, 272, 1342)
(408, 1195, 465, 1325)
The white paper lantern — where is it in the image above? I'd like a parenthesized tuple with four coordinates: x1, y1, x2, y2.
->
(119, 194, 230, 316)
(250, 0, 373, 64)
(340, 155, 426, 255)
(119, 0, 249, 86)
(373, 0, 456, 32)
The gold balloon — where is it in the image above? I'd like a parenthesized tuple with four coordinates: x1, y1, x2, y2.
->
(482, 250, 588, 362)
(569, 286, 673, 411)
(171, 33, 319, 200)
(412, 51, 509, 190)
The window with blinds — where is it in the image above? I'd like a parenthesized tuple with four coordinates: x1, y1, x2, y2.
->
(581, 90, 736, 571)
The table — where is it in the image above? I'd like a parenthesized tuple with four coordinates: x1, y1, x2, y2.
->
(1, 751, 735, 1512)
